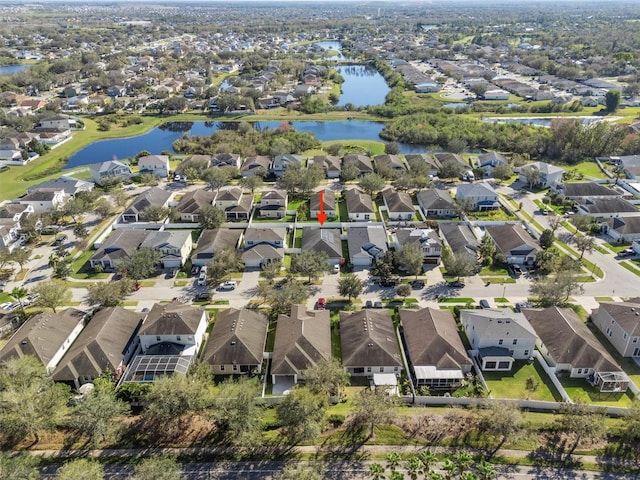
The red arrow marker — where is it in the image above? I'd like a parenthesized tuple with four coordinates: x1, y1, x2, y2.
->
(316, 190, 328, 226)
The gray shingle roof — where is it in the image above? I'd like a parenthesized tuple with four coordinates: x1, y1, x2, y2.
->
(140, 302, 206, 336)
(577, 197, 638, 215)
(301, 228, 342, 260)
(417, 188, 457, 211)
(176, 189, 215, 214)
(310, 189, 335, 211)
(340, 309, 402, 368)
(344, 188, 374, 214)
(485, 224, 540, 257)
(347, 225, 388, 261)
(381, 187, 414, 214)
(439, 222, 480, 256)
(193, 229, 242, 262)
(596, 300, 640, 337)
(559, 182, 620, 199)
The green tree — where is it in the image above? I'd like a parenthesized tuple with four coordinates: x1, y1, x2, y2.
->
(443, 252, 476, 280)
(10, 286, 28, 313)
(239, 174, 263, 194)
(556, 401, 606, 455)
(276, 387, 327, 443)
(337, 273, 363, 301)
(396, 242, 424, 278)
(396, 283, 412, 300)
(570, 214, 592, 233)
(478, 401, 523, 453)
(438, 159, 465, 181)
(479, 235, 496, 265)
(386, 452, 401, 472)
(575, 234, 595, 260)
(139, 205, 170, 221)
(548, 213, 563, 235)
(132, 457, 181, 480)
(73, 223, 88, 239)
(529, 270, 583, 306)
(358, 173, 386, 196)
(210, 376, 263, 447)
(340, 160, 360, 182)
(261, 260, 282, 282)
(206, 248, 243, 286)
(369, 463, 386, 480)
(523, 166, 541, 189)
(303, 358, 350, 398)
(70, 378, 129, 448)
(290, 250, 331, 283)
(350, 388, 399, 439)
(202, 167, 231, 193)
(12, 247, 32, 272)
(86, 278, 135, 307)
(605, 89, 621, 113)
(198, 205, 226, 229)
(372, 251, 395, 284)
(55, 458, 104, 480)
(53, 261, 72, 280)
(117, 247, 161, 280)
(267, 279, 309, 314)
(539, 229, 554, 249)
(0, 452, 40, 480)
(491, 163, 513, 180)
(31, 279, 73, 313)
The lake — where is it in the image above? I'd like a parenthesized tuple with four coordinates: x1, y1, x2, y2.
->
(483, 116, 604, 127)
(0, 64, 30, 75)
(313, 40, 345, 60)
(335, 64, 390, 107)
(65, 120, 428, 168)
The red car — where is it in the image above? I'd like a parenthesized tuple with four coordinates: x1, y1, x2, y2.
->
(316, 298, 326, 310)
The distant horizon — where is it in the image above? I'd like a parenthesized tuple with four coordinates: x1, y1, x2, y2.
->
(3, 0, 628, 3)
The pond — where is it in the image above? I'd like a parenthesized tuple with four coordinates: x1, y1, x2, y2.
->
(0, 64, 30, 75)
(335, 64, 390, 108)
(312, 41, 345, 60)
(65, 120, 429, 168)
(482, 116, 604, 127)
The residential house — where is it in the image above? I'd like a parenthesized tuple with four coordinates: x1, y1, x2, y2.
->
(460, 308, 537, 371)
(434, 152, 468, 170)
(106, 85, 127, 97)
(89, 160, 132, 186)
(392, 227, 442, 264)
(0, 203, 33, 251)
(343, 153, 373, 176)
(26, 176, 93, 199)
(192, 229, 243, 267)
(310, 189, 336, 220)
(592, 299, 640, 358)
(373, 154, 406, 175)
(417, 188, 458, 218)
(203, 308, 268, 375)
(90, 229, 149, 270)
(120, 302, 208, 384)
(400, 307, 472, 390)
(0, 310, 19, 338)
(271, 305, 331, 387)
(0, 308, 87, 373)
(19, 189, 66, 213)
(139, 230, 192, 268)
(484, 224, 540, 266)
(37, 114, 74, 131)
(241, 155, 271, 177)
(381, 187, 415, 221)
(340, 309, 402, 377)
(210, 153, 241, 169)
(455, 182, 500, 211)
(120, 187, 171, 223)
(609, 155, 640, 180)
(52, 307, 143, 389)
(258, 189, 287, 219)
(519, 161, 565, 188)
(476, 152, 508, 178)
(405, 154, 441, 177)
(524, 307, 629, 393)
(554, 182, 621, 201)
(344, 188, 375, 221)
(601, 216, 640, 242)
(270, 154, 303, 178)
(575, 197, 639, 218)
(242, 227, 286, 268)
(176, 189, 215, 222)
(176, 155, 211, 174)
(309, 155, 341, 179)
(302, 228, 343, 265)
(138, 155, 170, 178)
(214, 187, 254, 221)
(347, 225, 388, 267)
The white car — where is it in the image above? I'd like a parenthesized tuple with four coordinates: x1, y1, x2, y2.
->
(218, 280, 237, 291)
(333, 264, 340, 274)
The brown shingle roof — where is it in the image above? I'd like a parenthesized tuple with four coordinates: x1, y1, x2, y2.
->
(140, 302, 205, 336)
(340, 309, 402, 368)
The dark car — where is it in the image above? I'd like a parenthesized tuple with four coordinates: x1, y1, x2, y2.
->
(381, 277, 398, 287)
(448, 280, 465, 288)
(366, 300, 373, 309)
(411, 279, 425, 289)
(479, 299, 490, 309)
(195, 291, 211, 301)
(54, 234, 67, 244)
(374, 301, 383, 309)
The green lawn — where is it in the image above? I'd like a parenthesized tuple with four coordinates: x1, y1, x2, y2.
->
(0, 292, 14, 303)
(561, 377, 635, 407)
(481, 277, 516, 284)
(70, 250, 111, 280)
(337, 199, 348, 222)
(484, 361, 561, 402)
(466, 207, 516, 221)
(569, 160, 608, 180)
(294, 228, 303, 248)
(478, 265, 510, 276)
(438, 297, 475, 304)
(620, 261, 640, 277)
(605, 242, 630, 253)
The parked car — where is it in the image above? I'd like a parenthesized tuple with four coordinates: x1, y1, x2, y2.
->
(479, 299, 490, 309)
(333, 264, 340, 274)
(374, 301, 383, 309)
(365, 300, 373, 309)
(54, 234, 67, 245)
(195, 291, 211, 301)
(218, 280, 237, 291)
(620, 248, 635, 257)
(316, 297, 326, 310)
(448, 280, 465, 288)
(411, 279, 425, 289)
(510, 264, 523, 276)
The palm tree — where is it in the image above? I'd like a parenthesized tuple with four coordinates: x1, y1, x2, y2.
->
(418, 449, 438, 473)
(442, 459, 456, 480)
(386, 452, 401, 472)
(405, 456, 424, 480)
(428, 472, 445, 480)
(453, 451, 473, 477)
(476, 460, 497, 480)
(10, 287, 28, 312)
(461, 473, 479, 480)
(368, 463, 385, 480)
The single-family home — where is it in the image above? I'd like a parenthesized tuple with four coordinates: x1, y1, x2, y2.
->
(455, 182, 500, 211)
(392, 227, 442, 264)
(519, 161, 565, 188)
(310, 189, 336, 220)
(347, 225, 388, 267)
(575, 197, 639, 218)
(439, 222, 480, 257)
(175, 189, 216, 222)
(460, 308, 537, 371)
(120, 187, 171, 223)
(302, 228, 343, 265)
(52, 307, 143, 389)
(400, 307, 472, 390)
(270, 154, 303, 178)
(484, 224, 540, 266)
(554, 182, 621, 201)
(214, 187, 254, 221)
(417, 188, 458, 218)
(19, 189, 66, 213)
(176, 154, 211, 174)
(119, 302, 208, 384)
(90, 160, 132, 186)
(601, 216, 640, 242)
(592, 299, 640, 358)
(0, 203, 33, 251)
(203, 308, 268, 375)
(309, 155, 341, 179)
(0, 308, 88, 373)
(434, 153, 468, 170)
(241, 155, 271, 177)
(340, 309, 402, 377)
(90, 229, 149, 271)
(344, 188, 375, 221)
(405, 154, 441, 177)
(524, 307, 629, 393)
(343, 153, 373, 176)
(381, 187, 415, 221)
(139, 230, 192, 269)
(191, 229, 243, 267)
(138, 155, 170, 178)
(374, 154, 406, 175)
(37, 113, 74, 131)
(257, 189, 287, 219)
(210, 153, 241, 169)
(271, 305, 331, 388)
(476, 152, 508, 178)
(242, 227, 286, 268)
(26, 176, 94, 199)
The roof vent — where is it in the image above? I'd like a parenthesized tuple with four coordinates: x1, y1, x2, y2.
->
(230, 341, 236, 346)
(368, 343, 374, 347)
(21, 340, 27, 345)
